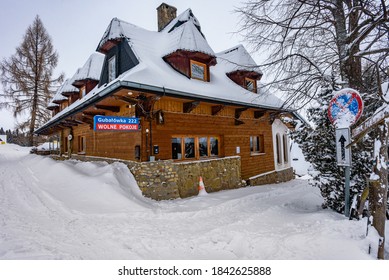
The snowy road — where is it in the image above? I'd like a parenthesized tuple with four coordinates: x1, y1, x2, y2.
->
(0, 144, 381, 259)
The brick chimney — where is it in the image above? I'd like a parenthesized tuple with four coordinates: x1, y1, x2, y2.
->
(157, 3, 177, 32)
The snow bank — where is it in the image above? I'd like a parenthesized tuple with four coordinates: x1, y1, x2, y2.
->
(0, 144, 385, 260)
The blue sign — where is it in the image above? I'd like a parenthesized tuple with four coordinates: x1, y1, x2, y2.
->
(328, 88, 363, 127)
(93, 116, 140, 131)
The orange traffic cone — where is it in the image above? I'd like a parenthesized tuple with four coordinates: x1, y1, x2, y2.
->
(198, 176, 207, 195)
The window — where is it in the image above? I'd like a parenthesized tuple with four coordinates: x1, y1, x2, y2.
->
(250, 135, 264, 154)
(244, 78, 257, 93)
(190, 60, 208, 81)
(108, 56, 116, 82)
(184, 137, 195, 159)
(171, 137, 182, 159)
(283, 134, 289, 163)
(171, 136, 219, 160)
(78, 136, 86, 153)
(210, 137, 219, 156)
(199, 137, 208, 157)
(276, 133, 282, 164)
(80, 86, 86, 98)
(245, 78, 257, 93)
(135, 145, 140, 160)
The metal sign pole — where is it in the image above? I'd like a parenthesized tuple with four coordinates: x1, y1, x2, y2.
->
(329, 88, 363, 218)
(344, 166, 351, 217)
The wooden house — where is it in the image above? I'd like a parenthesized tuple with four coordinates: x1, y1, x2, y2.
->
(36, 3, 302, 199)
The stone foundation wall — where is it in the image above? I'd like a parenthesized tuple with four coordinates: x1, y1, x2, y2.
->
(52, 154, 243, 200)
(130, 160, 180, 200)
(175, 156, 243, 198)
(248, 167, 294, 186)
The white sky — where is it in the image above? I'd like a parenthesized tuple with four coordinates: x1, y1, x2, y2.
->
(0, 0, 259, 131)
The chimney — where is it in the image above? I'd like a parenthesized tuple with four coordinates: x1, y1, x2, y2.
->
(157, 3, 177, 32)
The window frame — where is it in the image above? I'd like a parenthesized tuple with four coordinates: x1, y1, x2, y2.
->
(283, 134, 289, 163)
(171, 135, 219, 160)
(276, 133, 282, 165)
(250, 135, 265, 155)
(244, 77, 257, 93)
(108, 56, 116, 82)
(190, 60, 208, 81)
(78, 136, 86, 154)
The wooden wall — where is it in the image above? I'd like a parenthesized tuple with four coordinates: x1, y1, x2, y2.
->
(60, 96, 276, 180)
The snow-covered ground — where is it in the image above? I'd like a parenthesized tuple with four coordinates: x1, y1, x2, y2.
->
(0, 144, 387, 260)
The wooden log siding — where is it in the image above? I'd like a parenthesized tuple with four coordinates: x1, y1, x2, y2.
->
(149, 98, 275, 179)
(60, 96, 276, 179)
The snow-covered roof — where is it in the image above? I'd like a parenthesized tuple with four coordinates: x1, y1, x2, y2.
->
(72, 52, 104, 83)
(217, 44, 263, 75)
(97, 17, 134, 52)
(50, 81, 68, 104)
(37, 7, 294, 134)
(161, 9, 214, 57)
(62, 73, 79, 94)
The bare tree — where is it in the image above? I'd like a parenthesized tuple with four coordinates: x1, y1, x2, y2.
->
(0, 15, 63, 146)
(236, 0, 389, 108)
(237, 0, 389, 259)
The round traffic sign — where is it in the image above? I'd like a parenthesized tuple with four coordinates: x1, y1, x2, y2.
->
(328, 88, 363, 128)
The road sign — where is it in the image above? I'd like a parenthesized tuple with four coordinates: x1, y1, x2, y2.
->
(328, 88, 363, 128)
(335, 128, 352, 166)
(93, 116, 140, 131)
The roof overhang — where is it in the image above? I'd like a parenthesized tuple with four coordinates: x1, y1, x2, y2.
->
(35, 80, 299, 135)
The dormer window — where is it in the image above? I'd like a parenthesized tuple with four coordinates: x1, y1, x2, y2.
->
(245, 77, 257, 93)
(108, 56, 116, 82)
(80, 86, 86, 98)
(190, 60, 208, 81)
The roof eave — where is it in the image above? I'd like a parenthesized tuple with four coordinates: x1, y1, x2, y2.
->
(35, 80, 292, 135)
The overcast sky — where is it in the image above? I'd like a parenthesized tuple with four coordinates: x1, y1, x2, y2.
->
(0, 0, 256, 131)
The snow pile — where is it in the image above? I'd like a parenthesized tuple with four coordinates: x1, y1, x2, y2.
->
(0, 144, 387, 260)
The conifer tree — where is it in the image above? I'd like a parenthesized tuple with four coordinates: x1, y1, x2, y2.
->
(292, 75, 383, 213)
(0, 15, 63, 146)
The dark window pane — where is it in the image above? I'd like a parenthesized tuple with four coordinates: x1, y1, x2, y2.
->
(199, 137, 208, 157)
(172, 137, 182, 159)
(210, 137, 218, 156)
(184, 137, 195, 158)
(191, 62, 205, 80)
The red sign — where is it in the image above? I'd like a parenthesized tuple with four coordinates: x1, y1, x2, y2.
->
(328, 88, 363, 127)
(95, 123, 139, 131)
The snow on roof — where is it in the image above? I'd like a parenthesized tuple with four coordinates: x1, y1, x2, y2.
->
(159, 8, 214, 57)
(62, 73, 79, 94)
(38, 7, 290, 133)
(72, 52, 104, 82)
(217, 44, 263, 75)
(163, 15, 215, 57)
(97, 17, 134, 51)
(162, 8, 202, 34)
(47, 102, 59, 109)
(109, 16, 282, 109)
(51, 81, 68, 104)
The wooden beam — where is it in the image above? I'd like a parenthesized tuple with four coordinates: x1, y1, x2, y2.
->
(58, 122, 73, 128)
(212, 105, 225, 115)
(82, 111, 106, 116)
(183, 101, 200, 113)
(94, 104, 120, 112)
(78, 116, 93, 125)
(114, 95, 139, 104)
